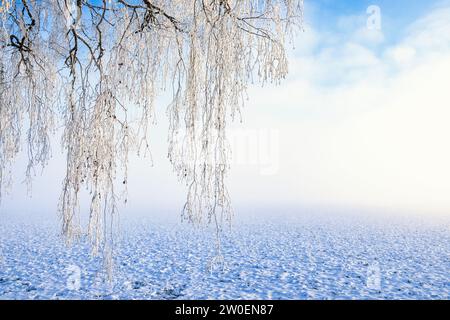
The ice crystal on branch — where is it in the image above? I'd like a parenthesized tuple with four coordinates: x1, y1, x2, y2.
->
(0, 0, 303, 255)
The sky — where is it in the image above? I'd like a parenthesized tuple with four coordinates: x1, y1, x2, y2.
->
(2, 0, 450, 220)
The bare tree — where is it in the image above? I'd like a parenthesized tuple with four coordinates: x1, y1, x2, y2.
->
(0, 0, 302, 261)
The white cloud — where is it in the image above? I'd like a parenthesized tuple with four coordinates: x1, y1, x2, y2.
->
(230, 5, 450, 216)
(403, 6, 450, 53)
(385, 46, 416, 67)
(353, 27, 385, 46)
(336, 13, 385, 46)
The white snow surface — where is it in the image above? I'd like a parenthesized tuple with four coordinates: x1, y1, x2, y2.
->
(0, 213, 449, 300)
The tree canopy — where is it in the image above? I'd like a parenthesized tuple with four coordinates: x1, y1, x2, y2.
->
(0, 0, 303, 258)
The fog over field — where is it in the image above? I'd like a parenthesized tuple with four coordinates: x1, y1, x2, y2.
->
(1, 0, 450, 301)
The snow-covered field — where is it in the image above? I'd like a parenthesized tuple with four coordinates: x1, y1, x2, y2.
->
(0, 213, 449, 300)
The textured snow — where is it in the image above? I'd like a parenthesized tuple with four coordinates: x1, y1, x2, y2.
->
(0, 214, 449, 300)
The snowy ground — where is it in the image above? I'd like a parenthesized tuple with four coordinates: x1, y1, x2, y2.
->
(0, 213, 449, 300)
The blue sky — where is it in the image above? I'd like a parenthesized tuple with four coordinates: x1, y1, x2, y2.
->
(2, 0, 450, 220)
(237, 0, 450, 215)
(307, 0, 434, 37)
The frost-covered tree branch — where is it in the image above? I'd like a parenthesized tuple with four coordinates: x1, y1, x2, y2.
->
(0, 0, 303, 258)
